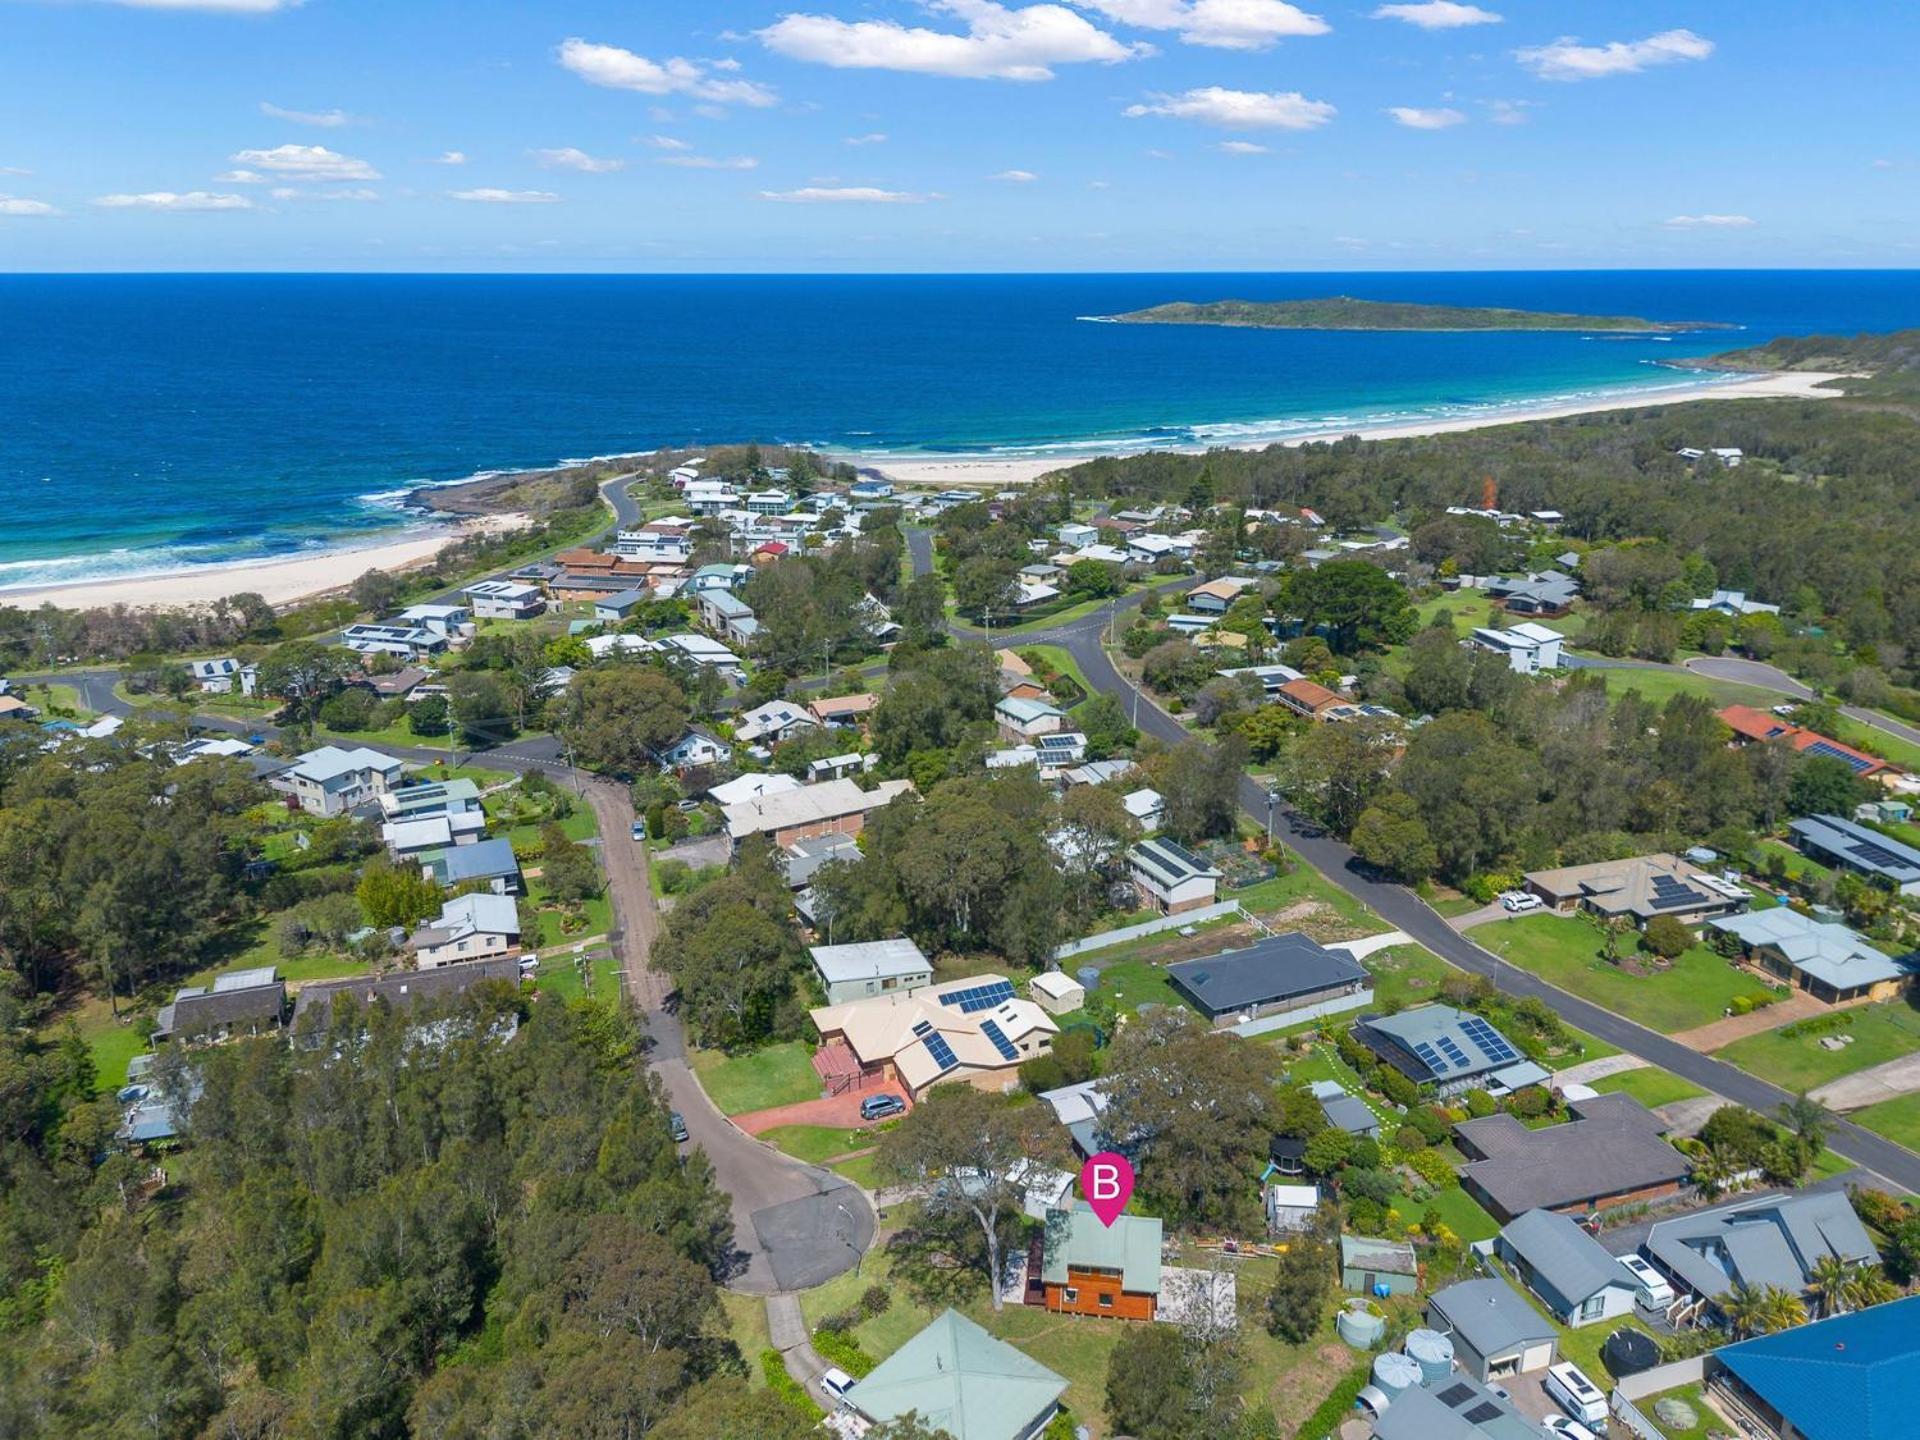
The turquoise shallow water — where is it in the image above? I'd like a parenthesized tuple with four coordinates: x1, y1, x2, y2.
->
(1, 270, 1916, 588)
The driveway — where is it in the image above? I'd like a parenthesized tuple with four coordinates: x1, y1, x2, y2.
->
(584, 779, 876, 1294)
(1668, 992, 1825, 1052)
(734, 1090, 908, 1137)
(1553, 1054, 1650, 1088)
(1813, 1051, 1920, 1112)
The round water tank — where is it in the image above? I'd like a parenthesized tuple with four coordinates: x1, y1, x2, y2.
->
(1603, 1327, 1661, 1378)
(1371, 1352, 1421, 1397)
(1404, 1328, 1455, 1385)
(1336, 1304, 1387, 1349)
(1076, 966, 1101, 991)
(1354, 1385, 1393, 1419)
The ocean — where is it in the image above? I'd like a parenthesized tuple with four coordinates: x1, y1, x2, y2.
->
(2, 270, 1918, 591)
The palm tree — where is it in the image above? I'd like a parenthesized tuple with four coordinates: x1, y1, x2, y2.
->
(1778, 1093, 1828, 1156)
(1723, 1282, 1808, 1338)
(1808, 1254, 1856, 1318)
(1690, 1147, 1736, 1201)
(1841, 1265, 1900, 1313)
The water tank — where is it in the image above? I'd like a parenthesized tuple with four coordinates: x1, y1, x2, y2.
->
(1076, 966, 1101, 991)
(1354, 1385, 1393, 1419)
(1371, 1352, 1421, 1397)
(1336, 1304, 1387, 1349)
(1404, 1328, 1455, 1386)
(1603, 1327, 1661, 1378)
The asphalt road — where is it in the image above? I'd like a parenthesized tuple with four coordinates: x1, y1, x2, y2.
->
(1025, 606, 1920, 1195)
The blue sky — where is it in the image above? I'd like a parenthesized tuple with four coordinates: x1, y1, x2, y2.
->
(0, 0, 1913, 271)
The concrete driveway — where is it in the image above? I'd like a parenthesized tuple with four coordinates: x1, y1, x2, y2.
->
(1813, 1050, 1920, 1112)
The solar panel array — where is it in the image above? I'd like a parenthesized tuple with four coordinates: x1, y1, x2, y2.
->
(980, 1018, 1019, 1061)
(1804, 740, 1873, 773)
(1412, 1041, 1452, 1076)
(1436, 1036, 1471, 1069)
(1459, 1016, 1519, 1065)
(1462, 1403, 1503, 1425)
(911, 1019, 959, 1073)
(1436, 1384, 1475, 1408)
(938, 979, 1016, 1013)
(1648, 874, 1707, 911)
(1845, 837, 1909, 869)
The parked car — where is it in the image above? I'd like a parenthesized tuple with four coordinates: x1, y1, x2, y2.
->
(820, 1367, 856, 1403)
(1502, 892, 1543, 913)
(1619, 1254, 1675, 1308)
(631, 820, 646, 841)
(1544, 1418, 1598, 1440)
(860, 1093, 906, 1122)
(668, 1111, 689, 1143)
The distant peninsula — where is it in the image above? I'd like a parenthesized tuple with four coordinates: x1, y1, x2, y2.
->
(1095, 296, 1732, 334)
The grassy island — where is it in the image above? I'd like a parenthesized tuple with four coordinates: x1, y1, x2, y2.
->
(1099, 296, 1729, 333)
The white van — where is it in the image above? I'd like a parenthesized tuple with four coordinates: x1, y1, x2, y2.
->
(1545, 1361, 1608, 1430)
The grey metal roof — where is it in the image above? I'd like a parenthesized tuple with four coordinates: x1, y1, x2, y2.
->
(1321, 1093, 1381, 1135)
(1129, 836, 1221, 888)
(1340, 1234, 1418, 1275)
(1456, 1093, 1688, 1216)
(430, 836, 519, 884)
(1427, 1278, 1557, 1358)
(1166, 932, 1367, 1017)
(1499, 1208, 1640, 1306)
(810, 938, 930, 984)
(1357, 1005, 1526, 1085)
(292, 956, 520, 1029)
(1709, 908, 1909, 990)
(1645, 1191, 1880, 1302)
(1372, 1373, 1542, 1440)
(1789, 815, 1920, 885)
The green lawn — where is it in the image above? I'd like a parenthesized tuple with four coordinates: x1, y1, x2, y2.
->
(1468, 914, 1778, 1033)
(1360, 945, 1455, 1012)
(1713, 1000, 1920, 1093)
(526, 887, 614, 948)
(1096, 957, 1184, 1016)
(1232, 863, 1381, 935)
(29, 681, 92, 717)
(1423, 1183, 1501, 1244)
(1756, 838, 1834, 885)
(1582, 666, 1783, 711)
(718, 1291, 772, 1384)
(1631, 1385, 1720, 1440)
(833, 1153, 882, 1190)
(533, 949, 607, 1001)
(689, 1041, 823, 1115)
(1851, 1093, 1920, 1152)
(68, 998, 150, 1089)
(759, 1122, 886, 1165)
(1429, 893, 1484, 919)
(1018, 644, 1097, 710)
(314, 718, 454, 753)
(1587, 1066, 1709, 1108)
(1831, 716, 1920, 773)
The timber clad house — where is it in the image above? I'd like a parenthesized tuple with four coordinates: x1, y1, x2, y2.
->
(1034, 1202, 1162, 1320)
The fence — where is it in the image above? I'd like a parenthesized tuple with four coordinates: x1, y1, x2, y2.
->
(1049, 900, 1242, 962)
(1615, 1355, 1708, 1402)
(1227, 987, 1375, 1037)
(1607, 1390, 1666, 1440)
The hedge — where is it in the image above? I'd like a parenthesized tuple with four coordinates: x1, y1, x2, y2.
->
(811, 1327, 876, 1378)
(1293, 1360, 1371, 1440)
(761, 1350, 823, 1421)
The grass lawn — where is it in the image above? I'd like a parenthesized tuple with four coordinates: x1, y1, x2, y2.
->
(30, 681, 92, 717)
(1588, 1066, 1709, 1108)
(1584, 666, 1782, 711)
(1832, 715, 1920, 773)
(1232, 863, 1381, 936)
(1544, 1021, 1622, 1070)
(1468, 914, 1778, 1033)
(1415, 592, 1497, 634)
(1756, 838, 1833, 885)
(833, 1153, 882, 1190)
(718, 1291, 772, 1385)
(1361, 944, 1455, 1012)
(1850, 1093, 1920, 1152)
(533, 949, 609, 1002)
(1631, 1385, 1720, 1440)
(67, 997, 150, 1088)
(1096, 957, 1184, 1016)
(1713, 1000, 1920, 1093)
(524, 882, 614, 948)
(1423, 1182, 1502, 1244)
(1018, 644, 1096, 709)
(1429, 893, 1484, 919)
(689, 1041, 822, 1115)
(315, 719, 453, 753)
(759, 1122, 886, 1165)
(504, 808, 600, 849)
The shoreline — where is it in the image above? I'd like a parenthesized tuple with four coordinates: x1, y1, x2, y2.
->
(840, 369, 1845, 488)
(1, 513, 528, 613)
(0, 368, 1842, 611)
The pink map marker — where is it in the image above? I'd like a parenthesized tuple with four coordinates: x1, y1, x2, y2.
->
(1080, 1151, 1135, 1227)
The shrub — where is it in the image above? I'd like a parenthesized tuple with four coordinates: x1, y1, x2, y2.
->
(1407, 1148, 1454, 1187)
(1463, 1088, 1496, 1119)
(761, 1350, 822, 1420)
(645, 801, 667, 840)
(1293, 1364, 1372, 1440)
(1393, 1125, 1428, 1153)
(1509, 1087, 1550, 1119)
(1641, 913, 1693, 960)
(810, 1327, 875, 1378)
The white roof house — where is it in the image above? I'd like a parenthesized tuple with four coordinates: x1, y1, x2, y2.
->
(723, 777, 913, 845)
(995, 695, 1066, 740)
(462, 580, 545, 620)
(1028, 970, 1085, 1016)
(1128, 836, 1222, 914)
(271, 745, 405, 816)
(661, 633, 743, 670)
(410, 892, 522, 970)
(1689, 589, 1781, 618)
(734, 700, 819, 746)
(584, 633, 659, 660)
(809, 938, 934, 1005)
(707, 772, 803, 808)
(1469, 622, 1565, 675)
(1123, 788, 1165, 831)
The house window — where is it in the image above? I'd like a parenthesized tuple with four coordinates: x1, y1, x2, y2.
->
(882, 977, 898, 990)
(1098, 1293, 1114, 1308)
(1578, 1294, 1605, 1322)
(1062, 1287, 1078, 1304)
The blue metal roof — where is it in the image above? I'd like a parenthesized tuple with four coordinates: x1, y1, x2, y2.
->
(1717, 1295, 1920, 1440)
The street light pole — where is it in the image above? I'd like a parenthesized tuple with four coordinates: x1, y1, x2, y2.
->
(1265, 786, 1280, 845)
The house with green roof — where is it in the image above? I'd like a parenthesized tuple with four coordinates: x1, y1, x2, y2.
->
(1039, 1200, 1163, 1320)
(836, 1309, 1066, 1440)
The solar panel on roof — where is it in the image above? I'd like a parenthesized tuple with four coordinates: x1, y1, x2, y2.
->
(911, 1019, 959, 1073)
(1435, 1383, 1475, 1407)
(1413, 1041, 1450, 1074)
(1437, 1037, 1471, 1067)
(1462, 1402, 1503, 1425)
(938, 979, 1016, 1013)
(1804, 740, 1872, 773)
(1460, 1017, 1518, 1065)
(1845, 839, 1908, 869)
(980, 1018, 1019, 1061)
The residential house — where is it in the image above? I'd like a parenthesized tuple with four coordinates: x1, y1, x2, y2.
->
(1122, 787, 1164, 832)
(723, 776, 913, 849)
(1485, 572, 1579, 618)
(1351, 1005, 1548, 1099)
(1468, 622, 1565, 675)
(809, 938, 933, 1005)
(173, 735, 257, 765)
(152, 967, 285, 1044)
(380, 778, 483, 826)
(1425, 1277, 1560, 1382)
(1706, 1293, 1920, 1440)
(1454, 1092, 1691, 1223)
(356, 664, 429, 701)
(462, 580, 545, 620)
(1264, 1183, 1321, 1235)
(1788, 814, 1920, 894)
(1065, 543, 1131, 567)
(734, 700, 818, 748)
(1037, 1079, 1108, 1156)
(708, 772, 801, 809)
(1013, 580, 1061, 609)
(1368, 1372, 1543, 1440)
(686, 562, 747, 594)
(584, 632, 658, 661)
(1496, 1208, 1642, 1328)
(1708, 907, 1912, 1004)
(653, 729, 733, 772)
(696, 589, 758, 646)
(1185, 576, 1255, 614)
(1166, 932, 1371, 1027)
(849, 478, 894, 502)
(1127, 836, 1222, 915)
(189, 657, 257, 695)
(808, 692, 878, 729)
(1275, 677, 1349, 721)
(612, 530, 692, 564)
(995, 695, 1066, 743)
(1217, 664, 1305, 699)
(744, 488, 792, 516)
(1056, 521, 1097, 549)
(271, 745, 405, 816)
(339, 622, 447, 659)
(1720, 706, 1902, 781)
(1314, 1082, 1384, 1139)
(1644, 1191, 1880, 1318)
(1523, 852, 1751, 929)
(592, 588, 650, 622)
(1125, 533, 1190, 567)
(809, 974, 1058, 1099)
(1692, 589, 1781, 618)
(421, 835, 523, 896)
(409, 892, 522, 970)
(829, 1309, 1066, 1440)
(807, 751, 873, 783)
(291, 956, 520, 1034)
(1028, 970, 1085, 1015)
(1035, 732, 1087, 771)
(0, 695, 39, 722)
(397, 603, 472, 639)
(783, 830, 861, 890)
(1038, 1202, 1162, 1320)
(1340, 1236, 1419, 1296)
(682, 480, 737, 514)
(382, 813, 484, 857)
(660, 633, 745, 676)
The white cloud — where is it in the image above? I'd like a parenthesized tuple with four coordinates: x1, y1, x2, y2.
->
(846, 132, 889, 146)
(758, 1, 1148, 81)
(1517, 29, 1712, 81)
(93, 191, 254, 211)
(448, 188, 562, 204)
(259, 101, 352, 127)
(1217, 139, 1268, 153)
(269, 186, 380, 201)
(1387, 105, 1466, 129)
(992, 168, 1038, 181)
(534, 147, 626, 173)
(1125, 85, 1334, 130)
(1483, 98, 1533, 125)
(434, 151, 468, 165)
(1371, 1, 1499, 29)
(660, 154, 760, 170)
(215, 169, 267, 183)
(647, 135, 694, 151)
(557, 39, 777, 107)
(1665, 213, 1755, 228)
(1077, 0, 1328, 51)
(0, 195, 58, 216)
(0, 166, 34, 177)
(230, 144, 379, 180)
(760, 186, 933, 203)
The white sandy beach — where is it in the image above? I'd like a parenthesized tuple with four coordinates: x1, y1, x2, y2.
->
(850, 370, 1846, 489)
(2, 513, 528, 613)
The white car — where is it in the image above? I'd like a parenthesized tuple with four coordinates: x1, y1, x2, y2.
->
(1619, 1254, 1674, 1307)
(1502, 892, 1543, 914)
(820, 1367, 856, 1403)
(1544, 1418, 1598, 1440)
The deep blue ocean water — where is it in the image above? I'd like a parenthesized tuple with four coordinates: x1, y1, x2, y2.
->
(2, 270, 1918, 589)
